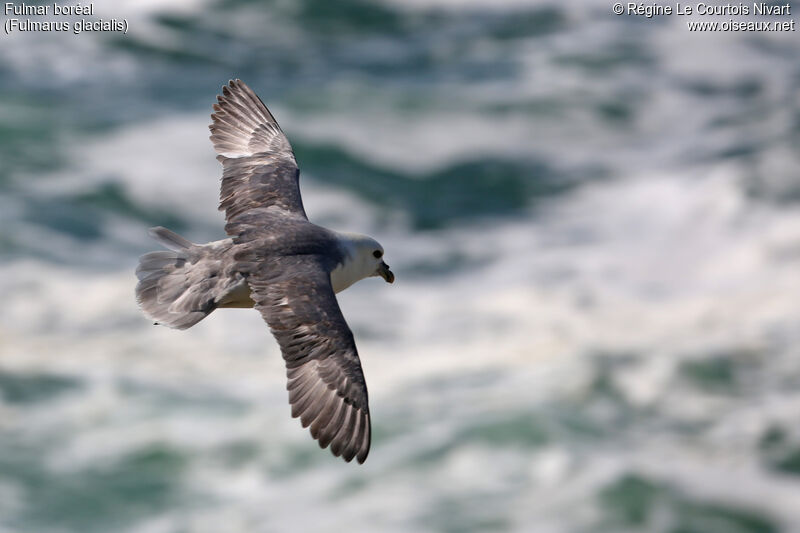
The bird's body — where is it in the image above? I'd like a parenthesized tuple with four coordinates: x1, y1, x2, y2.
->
(135, 80, 393, 463)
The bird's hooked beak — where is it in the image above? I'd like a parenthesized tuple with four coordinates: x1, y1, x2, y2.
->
(377, 260, 395, 283)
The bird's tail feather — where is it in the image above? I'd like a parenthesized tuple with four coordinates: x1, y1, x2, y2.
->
(135, 227, 215, 330)
(148, 226, 194, 252)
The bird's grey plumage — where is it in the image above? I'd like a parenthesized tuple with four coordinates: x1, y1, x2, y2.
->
(135, 79, 385, 464)
(244, 252, 370, 463)
(135, 227, 246, 329)
(210, 80, 306, 221)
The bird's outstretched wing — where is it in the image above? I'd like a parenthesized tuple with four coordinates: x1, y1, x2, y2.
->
(211, 80, 371, 462)
(245, 254, 371, 463)
(209, 79, 306, 223)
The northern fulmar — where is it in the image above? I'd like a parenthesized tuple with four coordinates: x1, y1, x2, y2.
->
(135, 80, 394, 464)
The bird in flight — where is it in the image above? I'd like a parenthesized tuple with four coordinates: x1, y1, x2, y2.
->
(135, 79, 394, 464)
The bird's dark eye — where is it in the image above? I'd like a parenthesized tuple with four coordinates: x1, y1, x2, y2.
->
(373, 250, 383, 258)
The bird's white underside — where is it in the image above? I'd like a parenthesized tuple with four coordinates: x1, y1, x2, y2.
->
(214, 234, 370, 309)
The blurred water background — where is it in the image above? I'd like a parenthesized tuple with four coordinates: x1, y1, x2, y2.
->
(1, 1, 800, 532)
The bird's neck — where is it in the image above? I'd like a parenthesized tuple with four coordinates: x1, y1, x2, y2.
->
(330, 234, 368, 293)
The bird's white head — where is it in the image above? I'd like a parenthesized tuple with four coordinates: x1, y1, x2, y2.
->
(331, 232, 394, 293)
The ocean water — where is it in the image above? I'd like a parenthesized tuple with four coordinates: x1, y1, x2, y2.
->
(1, 1, 800, 532)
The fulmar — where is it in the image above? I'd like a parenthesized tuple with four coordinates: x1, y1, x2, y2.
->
(135, 79, 394, 464)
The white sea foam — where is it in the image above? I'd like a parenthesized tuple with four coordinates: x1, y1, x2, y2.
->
(4, 156, 800, 533)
